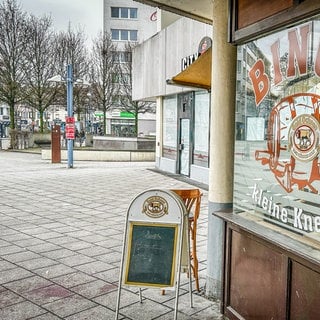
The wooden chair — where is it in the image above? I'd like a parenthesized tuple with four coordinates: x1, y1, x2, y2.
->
(171, 188, 203, 292)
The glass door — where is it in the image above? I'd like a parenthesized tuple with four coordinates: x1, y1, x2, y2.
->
(179, 118, 190, 175)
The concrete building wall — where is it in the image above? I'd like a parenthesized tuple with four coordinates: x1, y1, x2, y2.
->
(132, 17, 212, 100)
(103, 0, 157, 49)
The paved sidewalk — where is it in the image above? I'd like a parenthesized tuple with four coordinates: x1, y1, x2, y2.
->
(0, 152, 226, 320)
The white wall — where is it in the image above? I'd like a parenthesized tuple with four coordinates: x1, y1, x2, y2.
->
(132, 17, 212, 100)
(103, 0, 157, 50)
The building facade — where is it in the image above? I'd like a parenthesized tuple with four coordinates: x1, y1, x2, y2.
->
(133, 16, 212, 184)
(103, 0, 157, 47)
(133, 1, 320, 319)
(103, 0, 157, 136)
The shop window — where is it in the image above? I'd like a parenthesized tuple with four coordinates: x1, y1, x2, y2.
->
(162, 96, 178, 160)
(193, 91, 209, 167)
(111, 118, 135, 137)
(234, 18, 320, 259)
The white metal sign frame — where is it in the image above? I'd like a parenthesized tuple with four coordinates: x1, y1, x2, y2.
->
(115, 189, 192, 320)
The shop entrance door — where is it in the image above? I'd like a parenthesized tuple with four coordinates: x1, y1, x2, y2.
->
(179, 119, 190, 176)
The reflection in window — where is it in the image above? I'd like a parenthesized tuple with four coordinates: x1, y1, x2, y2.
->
(163, 96, 177, 160)
(234, 19, 320, 257)
(193, 92, 209, 167)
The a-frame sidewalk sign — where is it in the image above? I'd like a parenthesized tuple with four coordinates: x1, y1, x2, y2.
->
(115, 189, 193, 320)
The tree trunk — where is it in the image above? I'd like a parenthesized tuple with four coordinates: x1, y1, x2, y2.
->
(134, 113, 138, 137)
(9, 105, 15, 130)
(39, 110, 44, 133)
(9, 104, 16, 149)
(103, 111, 107, 135)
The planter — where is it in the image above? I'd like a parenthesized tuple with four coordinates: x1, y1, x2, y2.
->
(32, 133, 51, 147)
(93, 136, 156, 151)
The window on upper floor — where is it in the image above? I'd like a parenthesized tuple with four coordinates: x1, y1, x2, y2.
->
(112, 51, 132, 63)
(112, 73, 131, 85)
(111, 29, 137, 41)
(111, 7, 138, 19)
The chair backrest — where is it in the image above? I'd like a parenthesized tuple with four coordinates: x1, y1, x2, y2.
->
(171, 189, 202, 219)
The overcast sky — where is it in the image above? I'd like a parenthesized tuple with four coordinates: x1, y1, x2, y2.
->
(19, 0, 103, 45)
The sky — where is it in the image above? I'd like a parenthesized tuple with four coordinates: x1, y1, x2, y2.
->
(19, 0, 103, 46)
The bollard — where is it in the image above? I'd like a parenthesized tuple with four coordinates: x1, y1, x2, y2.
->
(51, 125, 61, 163)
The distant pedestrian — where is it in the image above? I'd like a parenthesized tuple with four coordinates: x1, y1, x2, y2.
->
(74, 128, 79, 146)
(80, 129, 85, 147)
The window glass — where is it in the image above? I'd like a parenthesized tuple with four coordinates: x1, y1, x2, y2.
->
(163, 96, 177, 160)
(125, 51, 132, 62)
(111, 29, 137, 42)
(111, 7, 119, 18)
(193, 91, 209, 167)
(111, 29, 119, 40)
(110, 7, 137, 19)
(234, 18, 320, 257)
(112, 73, 120, 83)
(121, 30, 128, 40)
(112, 51, 119, 62)
(121, 8, 129, 18)
(111, 118, 135, 137)
(130, 30, 138, 41)
(130, 8, 138, 19)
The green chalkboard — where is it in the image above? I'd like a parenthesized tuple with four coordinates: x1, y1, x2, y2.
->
(124, 223, 178, 287)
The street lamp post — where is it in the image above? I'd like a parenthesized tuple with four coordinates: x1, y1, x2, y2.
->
(66, 64, 74, 168)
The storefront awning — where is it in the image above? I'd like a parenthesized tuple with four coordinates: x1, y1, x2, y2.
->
(166, 47, 212, 91)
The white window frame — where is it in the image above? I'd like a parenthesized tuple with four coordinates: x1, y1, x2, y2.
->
(111, 7, 138, 19)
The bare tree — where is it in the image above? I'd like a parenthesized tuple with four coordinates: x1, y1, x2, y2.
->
(22, 14, 60, 133)
(54, 25, 89, 123)
(88, 31, 119, 135)
(0, 0, 29, 146)
(117, 42, 155, 136)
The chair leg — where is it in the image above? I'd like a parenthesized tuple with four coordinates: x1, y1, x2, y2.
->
(191, 227, 200, 292)
(193, 252, 199, 292)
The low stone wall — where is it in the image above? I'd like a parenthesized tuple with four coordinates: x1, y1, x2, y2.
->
(93, 136, 155, 150)
(41, 149, 155, 162)
(0, 138, 10, 150)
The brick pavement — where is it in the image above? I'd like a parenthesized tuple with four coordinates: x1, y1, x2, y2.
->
(0, 151, 226, 320)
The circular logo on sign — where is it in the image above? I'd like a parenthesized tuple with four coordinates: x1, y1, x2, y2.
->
(142, 196, 168, 218)
(198, 36, 212, 55)
(288, 114, 320, 162)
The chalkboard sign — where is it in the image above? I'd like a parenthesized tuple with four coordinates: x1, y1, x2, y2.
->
(124, 223, 178, 287)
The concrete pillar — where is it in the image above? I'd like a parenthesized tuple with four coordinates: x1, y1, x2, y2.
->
(206, 0, 237, 300)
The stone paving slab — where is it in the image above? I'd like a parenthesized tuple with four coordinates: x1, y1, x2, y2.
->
(0, 151, 227, 320)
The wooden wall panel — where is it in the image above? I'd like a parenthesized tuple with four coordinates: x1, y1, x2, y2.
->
(290, 261, 320, 319)
(227, 230, 287, 319)
(231, 0, 320, 43)
(238, 0, 293, 29)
